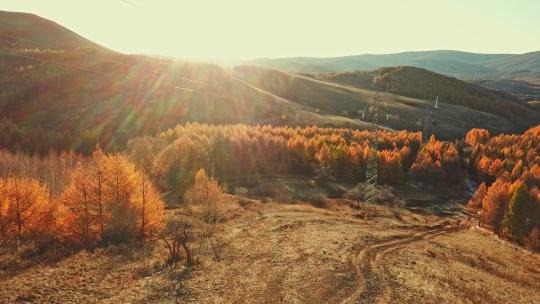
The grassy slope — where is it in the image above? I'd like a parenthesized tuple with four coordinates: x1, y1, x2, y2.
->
(0, 50, 370, 145)
(317, 66, 539, 132)
(1, 198, 538, 303)
(0, 11, 103, 50)
(234, 65, 524, 138)
(485, 51, 540, 73)
(250, 51, 540, 103)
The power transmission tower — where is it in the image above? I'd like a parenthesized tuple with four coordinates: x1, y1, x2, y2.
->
(422, 96, 439, 143)
(364, 87, 381, 205)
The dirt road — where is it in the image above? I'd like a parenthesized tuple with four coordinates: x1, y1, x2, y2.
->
(342, 224, 463, 304)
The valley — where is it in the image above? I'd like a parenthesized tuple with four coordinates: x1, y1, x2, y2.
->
(0, 5, 539, 304)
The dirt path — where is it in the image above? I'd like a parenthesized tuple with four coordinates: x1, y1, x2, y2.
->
(342, 224, 463, 304)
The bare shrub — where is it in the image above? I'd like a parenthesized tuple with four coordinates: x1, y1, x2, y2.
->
(159, 217, 196, 267)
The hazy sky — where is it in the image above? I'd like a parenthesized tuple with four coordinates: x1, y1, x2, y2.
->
(2, 0, 540, 59)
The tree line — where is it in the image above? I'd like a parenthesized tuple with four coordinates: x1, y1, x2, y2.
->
(0, 148, 165, 250)
(467, 126, 540, 250)
(1, 122, 537, 255)
(126, 123, 464, 202)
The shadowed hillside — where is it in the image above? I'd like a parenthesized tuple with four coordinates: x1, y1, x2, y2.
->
(317, 66, 539, 130)
(234, 65, 535, 139)
(251, 50, 540, 101)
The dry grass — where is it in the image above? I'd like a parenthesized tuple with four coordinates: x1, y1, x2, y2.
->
(384, 228, 540, 303)
(0, 196, 538, 303)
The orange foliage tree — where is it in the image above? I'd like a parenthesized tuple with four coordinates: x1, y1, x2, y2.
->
(480, 178, 510, 232)
(0, 177, 54, 246)
(60, 152, 164, 247)
(410, 135, 462, 183)
(468, 182, 487, 212)
(465, 128, 490, 147)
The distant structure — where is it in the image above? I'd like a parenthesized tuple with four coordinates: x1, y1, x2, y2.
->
(363, 85, 381, 205)
(422, 96, 439, 143)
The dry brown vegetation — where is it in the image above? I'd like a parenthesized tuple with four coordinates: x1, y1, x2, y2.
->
(1, 191, 539, 303)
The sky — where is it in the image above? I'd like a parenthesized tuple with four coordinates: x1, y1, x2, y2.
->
(2, 0, 540, 59)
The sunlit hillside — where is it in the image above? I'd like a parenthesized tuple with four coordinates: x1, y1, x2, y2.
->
(0, 4, 539, 304)
(0, 12, 374, 153)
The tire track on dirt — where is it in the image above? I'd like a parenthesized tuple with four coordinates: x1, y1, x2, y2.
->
(342, 224, 463, 304)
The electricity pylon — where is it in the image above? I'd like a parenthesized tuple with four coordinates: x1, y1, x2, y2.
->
(422, 96, 439, 143)
(364, 87, 381, 205)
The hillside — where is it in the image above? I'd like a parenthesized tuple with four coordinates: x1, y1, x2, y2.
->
(251, 50, 540, 101)
(2, 200, 539, 303)
(470, 71, 540, 101)
(0, 11, 373, 153)
(0, 11, 102, 50)
(235, 65, 537, 138)
(317, 66, 539, 129)
(0, 11, 537, 154)
(485, 51, 540, 73)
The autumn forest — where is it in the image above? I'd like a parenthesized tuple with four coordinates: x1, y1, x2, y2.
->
(1, 123, 538, 255)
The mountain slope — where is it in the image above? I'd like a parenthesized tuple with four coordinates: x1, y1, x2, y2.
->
(316, 66, 539, 129)
(250, 50, 540, 101)
(0, 11, 373, 153)
(0, 10, 103, 50)
(0, 11, 537, 153)
(485, 51, 540, 72)
(233, 65, 532, 138)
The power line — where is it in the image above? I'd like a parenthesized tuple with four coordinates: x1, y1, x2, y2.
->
(120, 0, 142, 9)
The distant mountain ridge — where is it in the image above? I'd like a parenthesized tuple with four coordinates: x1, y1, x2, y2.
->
(250, 50, 540, 76)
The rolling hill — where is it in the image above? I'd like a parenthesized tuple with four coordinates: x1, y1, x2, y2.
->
(0, 11, 373, 153)
(0, 11, 103, 50)
(250, 50, 540, 76)
(233, 66, 537, 138)
(0, 10, 538, 153)
(316, 66, 539, 127)
(251, 50, 540, 101)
